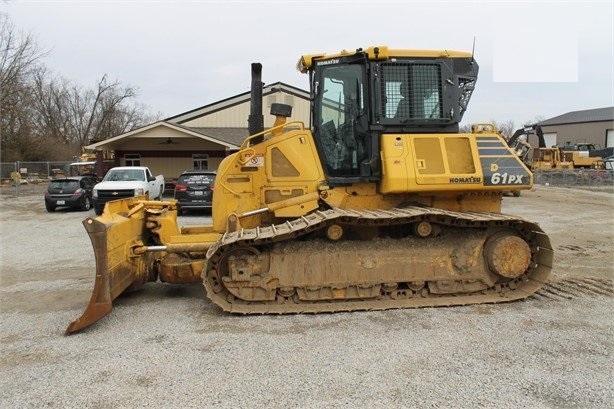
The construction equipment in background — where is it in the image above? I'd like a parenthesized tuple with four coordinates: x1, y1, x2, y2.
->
(67, 152, 115, 180)
(532, 144, 609, 171)
(66, 46, 553, 334)
(506, 125, 611, 171)
(506, 125, 540, 168)
(506, 127, 614, 185)
(508, 125, 546, 148)
(559, 143, 613, 169)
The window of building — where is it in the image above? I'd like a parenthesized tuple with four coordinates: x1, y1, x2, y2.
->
(125, 154, 141, 166)
(193, 154, 209, 170)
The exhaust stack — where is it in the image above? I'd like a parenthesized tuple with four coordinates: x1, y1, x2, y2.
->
(248, 63, 264, 137)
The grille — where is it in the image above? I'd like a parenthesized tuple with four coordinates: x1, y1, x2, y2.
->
(97, 189, 134, 199)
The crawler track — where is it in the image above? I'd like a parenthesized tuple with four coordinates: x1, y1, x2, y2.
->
(203, 206, 553, 313)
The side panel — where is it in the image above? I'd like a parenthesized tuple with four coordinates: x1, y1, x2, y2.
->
(381, 133, 482, 193)
(380, 135, 411, 192)
(476, 135, 533, 187)
(380, 133, 532, 193)
(212, 129, 325, 231)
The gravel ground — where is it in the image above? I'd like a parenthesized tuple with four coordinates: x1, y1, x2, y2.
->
(0, 184, 612, 408)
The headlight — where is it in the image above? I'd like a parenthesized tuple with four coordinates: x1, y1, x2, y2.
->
(134, 188, 144, 196)
(92, 189, 98, 198)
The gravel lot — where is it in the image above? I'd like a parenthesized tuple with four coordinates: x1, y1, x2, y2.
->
(0, 184, 612, 408)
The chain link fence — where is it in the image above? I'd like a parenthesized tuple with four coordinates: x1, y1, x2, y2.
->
(534, 168, 614, 192)
(1, 161, 73, 184)
(2, 161, 613, 194)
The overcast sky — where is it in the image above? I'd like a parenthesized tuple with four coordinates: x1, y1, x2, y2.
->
(4, 0, 613, 128)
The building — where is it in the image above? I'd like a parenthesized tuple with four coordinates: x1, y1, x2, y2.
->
(86, 82, 310, 181)
(531, 107, 614, 148)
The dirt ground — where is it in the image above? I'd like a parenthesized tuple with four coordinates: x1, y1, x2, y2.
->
(0, 183, 612, 408)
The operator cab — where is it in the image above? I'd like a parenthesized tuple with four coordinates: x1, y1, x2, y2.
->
(303, 47, 478, 185)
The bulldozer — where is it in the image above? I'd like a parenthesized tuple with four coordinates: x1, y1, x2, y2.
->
(559, 143, 612, 169)
(66, 46, 553, 334)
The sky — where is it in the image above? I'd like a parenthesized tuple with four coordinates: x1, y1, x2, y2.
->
(4, 0, 613, 129)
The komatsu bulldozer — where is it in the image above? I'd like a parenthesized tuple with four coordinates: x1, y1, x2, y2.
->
(66, 46, 553, 334)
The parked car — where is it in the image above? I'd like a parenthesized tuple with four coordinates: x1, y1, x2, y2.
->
(44, 176, 98, 212)
(92, 166, 165, 215)
(173, 171, 216, 215)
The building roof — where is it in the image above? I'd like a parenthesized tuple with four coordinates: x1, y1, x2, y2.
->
(538, 107, 614, 126)
(176, 125, 248, 147)
(85, 121, 242, 150)
(86, 81, 310, 151)
(166, 82, 310, 125)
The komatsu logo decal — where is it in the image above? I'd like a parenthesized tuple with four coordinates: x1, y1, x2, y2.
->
(318, 59, 340, 66)
(449, 176, 482, 184)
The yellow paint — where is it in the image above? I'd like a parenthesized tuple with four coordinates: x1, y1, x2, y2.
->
(298, 46, 472, 71)
(381, 133, 484, 193)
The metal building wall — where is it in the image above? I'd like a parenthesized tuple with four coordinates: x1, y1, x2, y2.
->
(535, 120, 614, 148)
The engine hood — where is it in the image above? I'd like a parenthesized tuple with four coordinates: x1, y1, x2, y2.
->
(94, 181, 143, 190)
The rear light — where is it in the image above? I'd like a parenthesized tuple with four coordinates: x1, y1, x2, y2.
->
(73, 188, 84, 196)
(45, 191, 50, 198)
(175, 184, 187, 192)
(210, 184, 214, 191)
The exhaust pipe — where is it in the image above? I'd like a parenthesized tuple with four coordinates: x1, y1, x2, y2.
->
(248, 63, 264, 140)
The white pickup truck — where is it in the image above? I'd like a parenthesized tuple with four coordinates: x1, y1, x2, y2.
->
(92, 166, 165, 215)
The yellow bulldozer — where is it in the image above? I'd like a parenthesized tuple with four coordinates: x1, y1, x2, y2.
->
(531, 145, 609, 171)
(66, 46, 553, 334)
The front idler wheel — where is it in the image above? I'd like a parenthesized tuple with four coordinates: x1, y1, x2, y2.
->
(484, 231, 532, 279)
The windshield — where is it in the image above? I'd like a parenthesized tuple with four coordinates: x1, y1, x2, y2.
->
(178, 174, 215, 186)
(103, 169, 145, 182)
(69, 162, 95, 176)
(49, 180, 79, 190)
(313, 64, 368, 177)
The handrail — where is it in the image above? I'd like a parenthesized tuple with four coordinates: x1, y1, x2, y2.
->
(240, 121, 305, 149)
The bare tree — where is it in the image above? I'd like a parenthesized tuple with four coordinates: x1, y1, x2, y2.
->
(32, 72, 155, 148)
(525, 116, 545, 126)
(80, 74, 136, 144)
(0, 13, 46, 101)
(491, 120, 516, 139)
(0, 13, 48, 160)
(1, 13, 159, 161)
(31, 69, 73, 144)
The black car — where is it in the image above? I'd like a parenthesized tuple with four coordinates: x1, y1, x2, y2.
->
(173, 171, 216, 215)
(44, 176, 97, 212)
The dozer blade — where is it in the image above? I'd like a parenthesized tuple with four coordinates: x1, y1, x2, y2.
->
(66, 211, 154, 335)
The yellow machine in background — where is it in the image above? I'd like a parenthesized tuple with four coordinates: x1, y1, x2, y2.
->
(531, 148, 574, 171)
(67, 46, 552, 334)
(531, 146, 608, 171)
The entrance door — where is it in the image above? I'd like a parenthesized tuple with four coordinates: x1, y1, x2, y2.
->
(543, 132, 557, 147)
